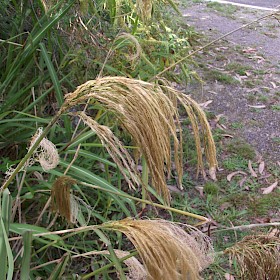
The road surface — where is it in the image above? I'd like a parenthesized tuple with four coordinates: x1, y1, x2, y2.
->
(204, 0, 280, 9)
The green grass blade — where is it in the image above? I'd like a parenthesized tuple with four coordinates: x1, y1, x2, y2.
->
(59, 160, 136, 216)
(48, 253, 70, 280)
(20, 231, 32, 280)
(0, 220, 13, 280)
(0, 0, 75, 94)
(0, 189, 12, 280)
(39, 42, 71, 138)
(10, 223, 62, 243)
(94, 229, 126, 280)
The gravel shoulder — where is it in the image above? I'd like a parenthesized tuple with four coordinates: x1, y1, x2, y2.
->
(181, 1, 280, 162)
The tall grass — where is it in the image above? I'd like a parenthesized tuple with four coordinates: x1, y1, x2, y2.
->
(2, 0, 277, 279)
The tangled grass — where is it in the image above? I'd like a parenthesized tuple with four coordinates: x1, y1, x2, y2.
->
(226, 234, 280, 279)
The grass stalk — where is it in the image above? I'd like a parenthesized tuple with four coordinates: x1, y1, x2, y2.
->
(141, 156, 148, 209)
(81, 251, 138, 280)
(94, 229, 126, 280)
(0, 189, 11, 279)
(80, 181, 209, 224)
(0, 189, 13, 280)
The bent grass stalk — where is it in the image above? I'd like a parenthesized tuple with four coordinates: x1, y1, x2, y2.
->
(80, 181, 209, 224)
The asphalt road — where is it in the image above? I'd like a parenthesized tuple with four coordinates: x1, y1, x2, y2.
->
(229, 0, 280, 8)
(206, 0, 280, 9)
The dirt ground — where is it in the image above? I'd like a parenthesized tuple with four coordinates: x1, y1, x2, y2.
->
(181, 1, 280, 163)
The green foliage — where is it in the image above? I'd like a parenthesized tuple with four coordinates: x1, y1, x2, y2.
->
(204, 182, 219, 196)
(206, 69, 238, 84)
(0, 0, 208, 278)
(226, 138, 256, 160)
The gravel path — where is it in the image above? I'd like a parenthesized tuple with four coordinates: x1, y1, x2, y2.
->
(181, 1, 280, 162)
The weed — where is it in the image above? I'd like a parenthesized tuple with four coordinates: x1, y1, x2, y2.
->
(222, 156, 248, 171)
(225, 63, 251, 76)
(206, 2, 238, 17)
(230, 122, 243, 129)
(204, 182, 219, 195)
(226, 138, 255, 160)
(206, 69, 238, 84)
(272, 137, 280, 144)
(271, 105, 280, 111)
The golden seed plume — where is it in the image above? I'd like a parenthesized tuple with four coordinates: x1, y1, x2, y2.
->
(74, 111, 141, 190)
(225, 234, 280, 280)
(63, 76, 217, 203)
(103, 218, 214, 280)
(51, 176, 77, 223)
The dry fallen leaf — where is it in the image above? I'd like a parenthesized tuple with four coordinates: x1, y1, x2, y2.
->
(195, 186, 204, 197)
(258, 161, 265, 174)
(167, 185, 182, 193)
(270, 81, 277, 89)
(248, 104, 266, 109)
(261, 181, 278, 194)
(243, 47, 257, 54)
(248, 160, 258, 177)
(225, 273, 235, 280)
(217, 123, 227, 130)
(239, 176, 247, 188)
(199, 100, 213, 108)
(221, 134, 234, 138)
(227, 171, 247, 182)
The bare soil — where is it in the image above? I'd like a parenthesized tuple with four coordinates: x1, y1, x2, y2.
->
(181, 1, 280, 163)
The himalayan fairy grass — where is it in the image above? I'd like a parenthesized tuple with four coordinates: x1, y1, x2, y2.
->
(62, 76, 217, 203)
(102, 218, 214, 280)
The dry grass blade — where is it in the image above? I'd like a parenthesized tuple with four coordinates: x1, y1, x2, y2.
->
(63, 76, 217, 203)
(103, 218, 214, 280)
(75, 111, 141, 190)
(225, 234, 280, 280)
(51, 176, 77, 223)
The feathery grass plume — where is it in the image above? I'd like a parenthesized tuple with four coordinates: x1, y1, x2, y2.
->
(95, 250, 147, 280)
(63, 76, 217, 202)
(28, 127, 60, 171)
(103, 218, 214, 280)
(74, 111, 141, 190)
(115, 33, 142, 62)
(174, 92, 217, 179)
(51, 176, 77, 223)
(136, 0, 153, 22)
(4, 127, 59, 182)
(225, 234, 280, 280)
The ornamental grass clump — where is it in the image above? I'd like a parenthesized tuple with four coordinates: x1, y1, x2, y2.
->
(225, 234, 280, 280)
(103, 218, 214, 280)
(62, 76, 217, 203)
